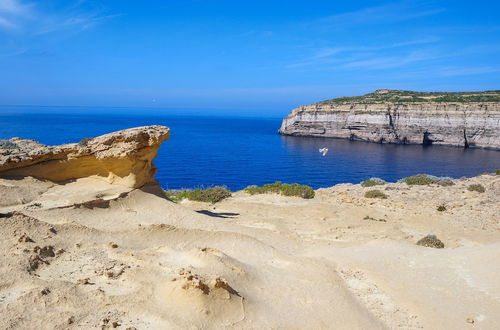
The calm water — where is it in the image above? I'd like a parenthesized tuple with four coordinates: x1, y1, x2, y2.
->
(1, 109, 499, 190)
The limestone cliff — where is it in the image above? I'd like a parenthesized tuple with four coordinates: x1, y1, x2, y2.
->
(0, 125, 170, 188)
(279, 90, 500, 149)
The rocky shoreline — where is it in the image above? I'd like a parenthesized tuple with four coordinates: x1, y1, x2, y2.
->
(279, 90, 500, 150)
(1, 126, 499, 329)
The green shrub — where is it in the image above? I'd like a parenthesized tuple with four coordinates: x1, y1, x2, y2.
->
(163, 189, 186, 202)
(437, 204, 446, 212)
(496, 169, 500, 175)
(245, 182, 315, 199)
(416, 234, 444, 248)
(361, 177, 386, 187)
(164, 187, 231, 203)
(400, 174, 456, 186)
(318, 90, 500, 105)
(467, 184, 485, 193)
(401, 174, 437, 185)
(364, 190, 388, 199)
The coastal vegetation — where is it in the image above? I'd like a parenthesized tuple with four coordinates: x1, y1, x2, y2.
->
(78, 138, 92, 147)
(467, 184, 486, 193)
(0, 140, 19, 152)
(399, 174, 454, 186)
(245, 182, 315, 199)
(164, 187, 232, 203)
(400, 174, 437, 185)
(416, 234, 445, 249)
(0, 140, 19, 149)
(317, 89, 500, 105)
(361, 177, 386, 187)
(364, 190, 388, 199)
(437, 180, 455, 186)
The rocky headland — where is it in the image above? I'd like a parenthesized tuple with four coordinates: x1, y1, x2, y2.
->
(279, 89, 500, 149)
(1, 126, 499, 329)
(0, 126, 170, 188)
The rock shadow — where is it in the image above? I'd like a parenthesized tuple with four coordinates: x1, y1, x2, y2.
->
(195, 210, 239, 218)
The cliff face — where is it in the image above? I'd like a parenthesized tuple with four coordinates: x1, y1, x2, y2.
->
(0, 125, 170, 188)
(279, 93, 500, 149)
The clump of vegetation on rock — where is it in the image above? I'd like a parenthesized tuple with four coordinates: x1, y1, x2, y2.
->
(400, 174, 437, 185)
(363, 216, 387, 222)
(163, 189, 186, 202)
(364, 190, 388, 199)
(467, 184, 485, 193)
(495, 169, 500, 175)
(0, 140, 19, 150)
(399, 174, 454, 186)
(164, 187, 232, 203)
(361, 177, 386, 187)
(317, 89, 500, 105)
(437, 180, 455, 186)
(416, 234, 444, 249)
(245, 182, 315, 199)
(437, 204, 446, 212)
(78, 137, 92, 147)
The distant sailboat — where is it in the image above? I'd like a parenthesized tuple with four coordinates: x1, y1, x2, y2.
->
(319, 147, 328, 156)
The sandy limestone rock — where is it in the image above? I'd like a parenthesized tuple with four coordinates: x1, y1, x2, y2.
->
(0, 125, 170, 188)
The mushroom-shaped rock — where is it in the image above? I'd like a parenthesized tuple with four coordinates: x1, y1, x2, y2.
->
(0, 126, 170, 188)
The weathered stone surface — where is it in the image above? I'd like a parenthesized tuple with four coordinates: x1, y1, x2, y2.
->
(279, 93, 500, 150)
(0, 126, 170, 188)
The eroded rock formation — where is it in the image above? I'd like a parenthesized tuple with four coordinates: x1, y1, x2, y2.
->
(279, 90, 500, 149)
(0, 125, 170, 188)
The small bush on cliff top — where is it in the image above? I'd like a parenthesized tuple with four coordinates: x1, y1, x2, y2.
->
(437, 204, 446, 212)
(364, 190, 388, 199)
(400, 174, 455, 186)
(245, 182, 315, 199)
(400, 174, 437, 185)
(78, 138, 92, 147)
(361, 177, 386, 187)
(496, 169, 500, 175)
(164, 187, 231, 203)
(467, 184, 485, 193)
(417, 234, 444, 249)
(0, 140, 19, 150)
(437, 180, 455, 186)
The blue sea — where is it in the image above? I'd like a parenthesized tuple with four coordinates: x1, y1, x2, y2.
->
(1, 107, 499, 190)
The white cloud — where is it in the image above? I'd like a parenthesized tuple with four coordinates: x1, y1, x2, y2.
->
(0, 0, 30, 30)
(287, 37, 441, 69)
(316, 1, 444, 28)
(0, 0, 26, 13)
(0, 16, 15, 28)
(0, 0, 115, 34)
(343, 51, 441, 69)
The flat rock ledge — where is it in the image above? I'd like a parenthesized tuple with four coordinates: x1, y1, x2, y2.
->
(0, 125, 170, 188)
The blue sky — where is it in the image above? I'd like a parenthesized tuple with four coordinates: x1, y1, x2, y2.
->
(0, 0, 499, 116)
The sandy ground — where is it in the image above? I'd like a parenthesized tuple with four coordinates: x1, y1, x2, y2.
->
(0, 174, 499, 329)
